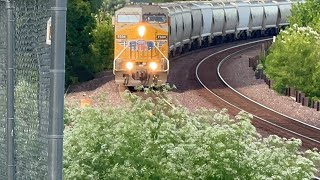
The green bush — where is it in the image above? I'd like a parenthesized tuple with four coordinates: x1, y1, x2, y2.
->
(289, 0, 320, 32)
(64, 92, 320, 179)
(265, 25, 320, 99)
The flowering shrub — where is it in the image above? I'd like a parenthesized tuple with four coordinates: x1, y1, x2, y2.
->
(63, 92, 320, 179)
(264, 25, 320, 99)
(289, 0, 320, 32)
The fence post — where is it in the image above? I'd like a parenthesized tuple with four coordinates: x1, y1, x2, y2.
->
(297, 92, 302, 103)
(289, 87, 295, 97)
(311, 100, 315, 109)
(6, 1, 15, 179)
(295, 91, 299, 102)
(48, 0, 67, 179)
(302, 96, 309, 107)
(268, 79, 273, 88)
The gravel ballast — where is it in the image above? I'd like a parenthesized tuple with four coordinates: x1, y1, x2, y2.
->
(65, 46, 320, 130)
(220, 48, 320, 128)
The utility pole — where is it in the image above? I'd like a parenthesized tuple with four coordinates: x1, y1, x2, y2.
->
(6, 0, 15, 179)
(48, 0, 67, 179)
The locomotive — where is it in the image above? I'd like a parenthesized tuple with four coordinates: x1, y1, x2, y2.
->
(113, 0, 297, 87)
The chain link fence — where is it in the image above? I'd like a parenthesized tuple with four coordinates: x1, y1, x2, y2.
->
(0, 0, 52, 179)
(14, 0, 51, 179)
(0, 1, 8, 179)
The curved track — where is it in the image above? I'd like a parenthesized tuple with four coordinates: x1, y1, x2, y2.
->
(195, 39, 320, 149)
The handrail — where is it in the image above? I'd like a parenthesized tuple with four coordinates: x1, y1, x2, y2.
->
(153, 41, 170, 72)
(113, 43, 130, 74)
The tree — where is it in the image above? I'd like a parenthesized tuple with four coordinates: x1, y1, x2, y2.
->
(263, 0, 320, 99)
(101, 0, 126, 15)
(66, 0, 96, 85)
(63, 92, 320, 179)
(88, 0, 104, 12)
(289, 0, 320, 32)
(265, 25, 320, 99)
(90, 16, 114, 72)
(65, 0, 126, 86)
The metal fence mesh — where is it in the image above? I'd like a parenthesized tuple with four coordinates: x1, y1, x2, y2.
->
(14, 0, 51, 179)
(0, 1, 7, 179)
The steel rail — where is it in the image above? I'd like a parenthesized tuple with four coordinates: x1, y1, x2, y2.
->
(217, 42, 320, 132)
(195, 39, 320, 146)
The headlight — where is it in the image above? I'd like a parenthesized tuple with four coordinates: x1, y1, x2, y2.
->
(149, 62, 158, 71)
(138, 26, 146, 37)
(125, 62, 134, 70)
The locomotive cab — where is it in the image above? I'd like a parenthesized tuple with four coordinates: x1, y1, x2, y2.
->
(113, 4, 169, 87)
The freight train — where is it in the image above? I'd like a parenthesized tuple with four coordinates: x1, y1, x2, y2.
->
(113, 0, 298, 87)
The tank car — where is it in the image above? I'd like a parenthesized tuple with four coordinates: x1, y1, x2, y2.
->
(231, 2, 251, 40)
(263, 2, 279, 35)
(276, 1, 293, 29)
(210, 3, 225, 43)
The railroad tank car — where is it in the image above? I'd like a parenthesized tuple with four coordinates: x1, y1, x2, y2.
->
(188, 3, 203, 49)
(180, 5, 192, 52)
(263, 3, 279, 35)
(210, 3, 225, 43)
(232, 2, 251, 39)
(222, 3, 239, 40)
(113, 0, 298, 87)
(249, 3, 264, 37)
(198, 3, 214, 46)
(276, 1, 293, 29)
(162, 4, 185, 55)
(163, 5, 178, 53)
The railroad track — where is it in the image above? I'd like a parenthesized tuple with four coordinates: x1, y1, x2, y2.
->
(195, 39, 320, 149)
(125, 38, 320, 149)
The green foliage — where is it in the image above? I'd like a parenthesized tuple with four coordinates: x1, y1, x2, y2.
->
(89, 0, 104, 12)
(65, 0, 122, 86)
(132, 0, 192, 2)
(289, 0, 320, 32)
(64, 92, 320, 179)
(101, 0, 126, 14)
(265, 25, 320, 99)
(66, 0, 96, 85)
(90, 17, 114, 72)
(264, 0, 320, 98)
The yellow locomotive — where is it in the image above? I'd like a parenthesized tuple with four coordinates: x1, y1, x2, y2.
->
(113, 4, 169, 87)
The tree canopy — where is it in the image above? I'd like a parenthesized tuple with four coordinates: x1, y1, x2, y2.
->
(66, 0, 96, 85)
(65, 0, 126, 86)
(264, 0, 320, 99)
(289, 0, 320, 32)
(264, 25, 320, 98)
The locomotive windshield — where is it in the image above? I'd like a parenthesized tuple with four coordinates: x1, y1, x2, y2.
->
(143, 14, 166, 23)
(117, 14, 140, 23)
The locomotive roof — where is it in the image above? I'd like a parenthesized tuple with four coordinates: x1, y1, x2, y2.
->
(116, 4, 168, 15)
